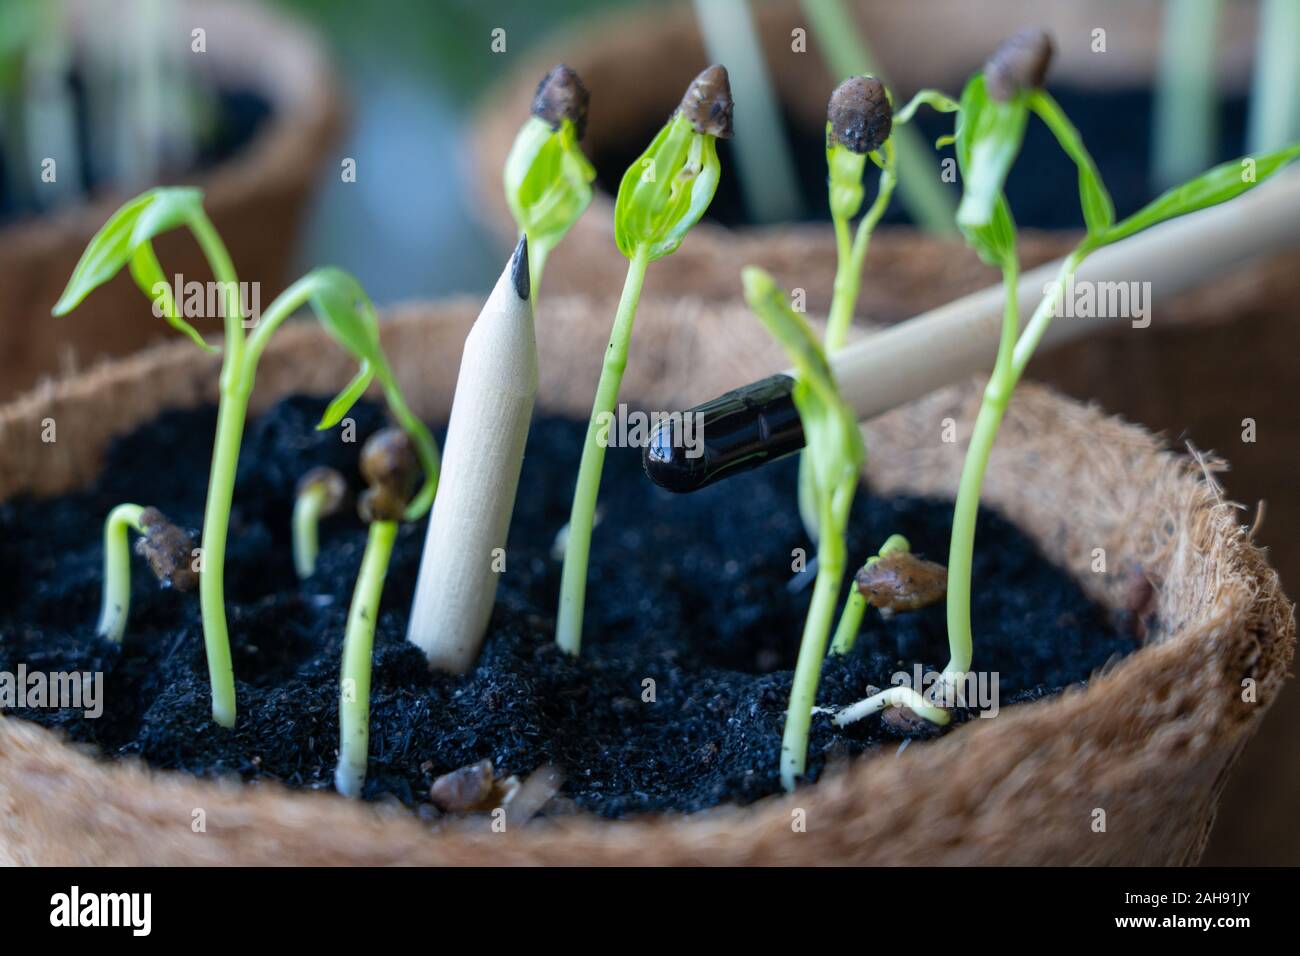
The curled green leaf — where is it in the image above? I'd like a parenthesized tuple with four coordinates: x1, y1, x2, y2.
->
(614, 66, 730, 261)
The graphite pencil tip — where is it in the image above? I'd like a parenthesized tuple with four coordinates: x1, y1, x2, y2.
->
(510, 235, 530, 301)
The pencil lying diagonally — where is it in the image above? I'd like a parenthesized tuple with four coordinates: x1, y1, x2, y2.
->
(408, 238, 537, 673)
(644, 167, 1300, 493)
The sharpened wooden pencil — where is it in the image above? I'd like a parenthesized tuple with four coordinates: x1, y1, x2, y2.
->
(407, 238, 537, 673)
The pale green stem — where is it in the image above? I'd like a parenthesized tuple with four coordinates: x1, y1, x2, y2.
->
(829, 587, 868, 657)
(335, 519, 398, 799)
(830, 532, 909, 655)
(943, 257, 1018, 684)
(555, 246, 651, 655)
(799, 0, 957, 234)
(187, 208, 244, 729)
(98, 504, 147, 643)
(780, 502, 847, 791)
(825, 162, 896, 351)
(293, 485, 328, 580)
(833, 685, 950, 727)
(1153, 0, 1221, 189)
(1249, 0, 1300, 153)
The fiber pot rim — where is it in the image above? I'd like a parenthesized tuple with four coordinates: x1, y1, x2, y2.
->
(0, 297, 1292, 865)
(0, 0, 344, 250)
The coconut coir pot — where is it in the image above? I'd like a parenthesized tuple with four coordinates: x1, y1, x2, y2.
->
(0, 0, 345, 402)
(0, 296, 1291, 864)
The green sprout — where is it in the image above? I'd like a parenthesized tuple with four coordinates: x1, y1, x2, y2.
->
(1152, 0, 1221, 189)
(800, 0, 958, 234)
(743, 266, 865, 792)
(336, 428, 422, 799)
(55, 187, 440, 727)
(942, 30, 1300, 699)
(555, 65, 732, 657)
(98, 505, 198, 643)
(503, 64, 595, 292)
(293, 467, 347, 581)
(828, 532, 909, 654)
(799, 75, 956, 539)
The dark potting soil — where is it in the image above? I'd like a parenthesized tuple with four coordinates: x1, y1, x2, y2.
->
(0, 76, 271, 226)
(589, 86, 1251, 230)
(0, 397, 1138, 817)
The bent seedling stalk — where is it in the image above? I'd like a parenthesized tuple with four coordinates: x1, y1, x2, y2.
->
(55, 187, 439, 727)
(555, 65, 732, 657)
(943, 30, 1300, 702)
(98, 505, 197, 643)
(293, 467, 347, 581)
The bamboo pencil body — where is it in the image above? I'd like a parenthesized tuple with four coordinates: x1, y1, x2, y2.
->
(408, 240, 537, 672)
(645, 168, 1300, 491)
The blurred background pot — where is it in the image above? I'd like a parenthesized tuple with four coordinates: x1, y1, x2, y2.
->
(0, 296, 1291, 864)
(471, 0, 1300, 862)
(0, 0, 344, 401)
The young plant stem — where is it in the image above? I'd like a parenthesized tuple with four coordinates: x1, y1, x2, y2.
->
(825, 150, 897, 352)
(799, 0, 956, 233)
(1152, 0, 1221, 189)
(943, 257, 1018, 683)
(293, 478, 336, 580)
(829, 532, 908, 654)
(780, 498, 846, 791)
(335, 519, 398, 799)
(98, 504, 147, 643)
(555, 246, 651, 655)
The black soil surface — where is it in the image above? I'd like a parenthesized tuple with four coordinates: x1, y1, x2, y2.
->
(0, 397, 1138, 817)
(590, 86, 1251, 230)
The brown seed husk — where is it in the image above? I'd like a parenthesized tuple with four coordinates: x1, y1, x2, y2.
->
(430, 759, 496, 812)
(531, 64, 590, 140)
(855, 551, 947, 612)
(134, 507, 198, 592)
(985, 28, 1054, 101)
(358, 427, 416, 521)
(678, 64, 734, 138)
(827, 75, 892, 154)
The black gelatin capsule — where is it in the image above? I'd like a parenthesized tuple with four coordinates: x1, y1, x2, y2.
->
(642, 374, 805, 493)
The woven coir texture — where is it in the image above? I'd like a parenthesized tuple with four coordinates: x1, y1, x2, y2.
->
(0, 296, 1292, 864)
(0, 0, 344, 402)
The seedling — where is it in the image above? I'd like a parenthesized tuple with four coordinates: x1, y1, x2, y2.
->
(555, 65, 731, 656)
(742, 266, 864, 792)
(800, 0, 958, 234)
(1152, 0, 1221, 189)
(827, 533, 947, 654)
(503, 64, 595, 292)
(800, 75, 956, 538)
(55, 187, 440, 727)
(336, 428, 420, 799)
(98, 505, 197, 643)
(293, 467, 347, 580)
(942, 30, 1300, 701)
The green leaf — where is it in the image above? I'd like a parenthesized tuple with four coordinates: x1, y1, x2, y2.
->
(614, 111, 722, 261)
(952, 75, 1019, 267)
(954, 74, 1028, 235)
(52, 191, 159, 315)
(1097, 143, 1300, 247)
(127, 243, 218, 354)
(1028, 91, 1114, 236)
(741, 267, 864, 498)
(316, 363, 375, 430)
(307, 267, 383, 365)
(504, 115, 595, 257)
(128, 187, 205, 248)
(894, 88, 960, 125)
